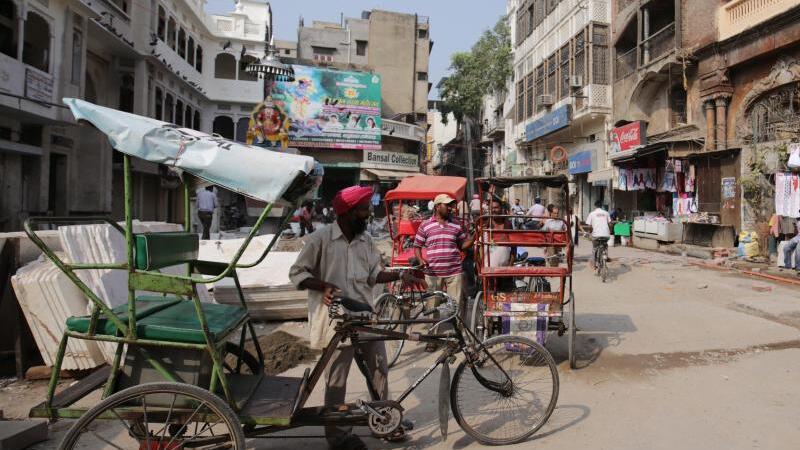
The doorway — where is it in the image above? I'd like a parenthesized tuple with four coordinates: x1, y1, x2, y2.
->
(48, 153, 68, 216)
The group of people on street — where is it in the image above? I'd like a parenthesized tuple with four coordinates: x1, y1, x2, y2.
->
(288, 184, 617, 449)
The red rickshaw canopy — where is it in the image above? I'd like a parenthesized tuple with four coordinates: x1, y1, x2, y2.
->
(384, 175, 467, 202)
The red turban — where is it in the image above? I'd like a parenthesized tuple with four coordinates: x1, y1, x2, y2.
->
(333, 186, 373, 215)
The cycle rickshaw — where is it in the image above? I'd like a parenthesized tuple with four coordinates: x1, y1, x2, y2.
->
(375, 175, 468, 366)
(25, 100, 558, 448)
(471, 175, 577, 369)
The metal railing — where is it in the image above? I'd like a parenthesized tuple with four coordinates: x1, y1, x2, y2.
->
(640, 22, 675, 66)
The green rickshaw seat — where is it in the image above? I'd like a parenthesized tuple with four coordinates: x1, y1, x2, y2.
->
(134, 232, 199, 270)
(66, 295, 182, 336)
(136, 301, 247, 344)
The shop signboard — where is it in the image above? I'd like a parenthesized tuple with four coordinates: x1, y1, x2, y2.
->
(525, 105, 570, 142)
(25, 69, 54, 103)
(609, 121, 647, 159)
(362, 150, 419, 171)
(263, 65, 382, 150)
(568, 150, 592, 174)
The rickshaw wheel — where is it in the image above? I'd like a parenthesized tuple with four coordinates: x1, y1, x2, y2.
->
(58, 382, 245, 450)
(568, 292, 577, 369)
(469, 291, 487, 342)
(375, 293, 406, 368)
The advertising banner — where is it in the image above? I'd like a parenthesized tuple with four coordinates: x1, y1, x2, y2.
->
(609, 121, 646, 159)
(568, 150, 592, 174)
(249, 65, 382, 150)
(525, 105, 570, 142)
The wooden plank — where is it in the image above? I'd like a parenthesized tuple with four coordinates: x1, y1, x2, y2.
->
(51, 365, 111, 408)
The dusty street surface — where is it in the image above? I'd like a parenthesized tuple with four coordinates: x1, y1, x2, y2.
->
(10, 241, 800, 449)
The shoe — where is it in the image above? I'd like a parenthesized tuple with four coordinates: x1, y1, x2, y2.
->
(330, 435, 367, 450)
(401, 418, 414, 430)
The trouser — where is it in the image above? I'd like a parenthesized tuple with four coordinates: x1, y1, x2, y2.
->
(783, 235, 800, 270)
(425, 273, 464, 320)
(592, 237, 609, 267)
(325, 341, 389, 446)
(300, 219, 314, 237)
(198, 211, 213, 240)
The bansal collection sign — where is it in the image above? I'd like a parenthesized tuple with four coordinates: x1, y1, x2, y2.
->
(609, 121, 647, 159)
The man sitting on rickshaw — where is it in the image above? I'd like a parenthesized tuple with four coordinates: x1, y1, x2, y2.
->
(542, 205, 567, 267)
(485, 197, 516, 291)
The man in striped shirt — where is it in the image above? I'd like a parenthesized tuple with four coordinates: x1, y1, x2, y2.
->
(414, 194, 473, 348)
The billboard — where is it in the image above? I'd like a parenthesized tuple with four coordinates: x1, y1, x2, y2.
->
(609, 121, 647, 159)
(248, 65, 382, 150)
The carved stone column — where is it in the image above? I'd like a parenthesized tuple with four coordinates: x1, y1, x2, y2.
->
(715, 96, 729, 151)
(705, 100, 716, 151)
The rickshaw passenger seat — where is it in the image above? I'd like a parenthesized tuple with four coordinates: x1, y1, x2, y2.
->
(66, 295, 182, 335)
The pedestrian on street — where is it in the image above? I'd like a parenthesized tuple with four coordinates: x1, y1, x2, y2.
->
(414, 193, 474, 351)
(196, 186, 217, 240)
(525, 196, 547, 230)
(289, 185, 417, 449)
(299, 201, 315, 237)
(586, 200, 612, 270)
(781, 211, 800, 275)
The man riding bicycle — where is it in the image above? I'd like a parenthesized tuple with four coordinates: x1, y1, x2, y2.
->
(585, 200, 612, 271)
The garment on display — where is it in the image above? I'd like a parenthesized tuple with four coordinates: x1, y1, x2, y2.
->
(775, 172, 800, 217)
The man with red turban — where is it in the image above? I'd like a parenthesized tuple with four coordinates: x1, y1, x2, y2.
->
(290, 185, 415, 449)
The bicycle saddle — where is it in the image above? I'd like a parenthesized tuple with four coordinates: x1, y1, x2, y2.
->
(337, 296, 374, 313)
(527, 256, 546, 266)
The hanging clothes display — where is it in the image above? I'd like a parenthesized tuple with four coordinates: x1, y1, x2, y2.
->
(775, 172, 800, 217)
(617, 168, 630, 191)
(685, 164, 696, 193)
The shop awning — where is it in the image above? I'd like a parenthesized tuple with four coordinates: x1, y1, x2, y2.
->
(360, 168, 420, 182)
(587, 167, 613, 183)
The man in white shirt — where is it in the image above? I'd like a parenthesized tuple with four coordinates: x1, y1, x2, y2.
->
(585, 200, 612, 269)
(510, 199, 525, 229)
(196, 186, 217, 240)
(525, 197, 547, 230)
(542, 205, 567, 267)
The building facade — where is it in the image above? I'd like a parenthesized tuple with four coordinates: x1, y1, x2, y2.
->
(611, 0, 800, 247)
(508, 0, 613, 218)
(0, 0, 279, 232)
(294, 9, 431, 202)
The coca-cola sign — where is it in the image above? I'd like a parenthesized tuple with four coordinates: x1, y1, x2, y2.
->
(609, 121, 647, 159)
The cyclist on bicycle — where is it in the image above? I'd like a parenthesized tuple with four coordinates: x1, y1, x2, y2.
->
(585, 200, 612, 270)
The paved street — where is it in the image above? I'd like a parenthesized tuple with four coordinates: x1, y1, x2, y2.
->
(21, 241, 800, 449)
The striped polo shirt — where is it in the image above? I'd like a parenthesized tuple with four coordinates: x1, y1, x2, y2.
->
(414, 217, 467, 277)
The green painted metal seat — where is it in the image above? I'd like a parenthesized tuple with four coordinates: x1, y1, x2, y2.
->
(66, 295, 182, 336)
(136, 301, 247, 344)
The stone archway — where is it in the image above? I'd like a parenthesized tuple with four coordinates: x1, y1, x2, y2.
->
(735, 57, 800, 143)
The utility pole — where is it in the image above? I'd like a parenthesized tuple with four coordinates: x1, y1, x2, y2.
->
(464, 117, 475, 198)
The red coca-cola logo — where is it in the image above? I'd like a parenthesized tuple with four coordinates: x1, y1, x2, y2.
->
(610, 121, 646, 154)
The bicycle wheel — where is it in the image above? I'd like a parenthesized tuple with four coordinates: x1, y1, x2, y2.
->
(375, 293, 406, 368)
(451, 335, 559, 445)
(58, 382, 245, 450)
(469, 291, 487, 342)
(600, 250, 609, 282)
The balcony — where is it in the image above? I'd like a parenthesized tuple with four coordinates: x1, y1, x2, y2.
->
(615, 48, 636, 81)
(381, 119, 426, 142)
(86, 0, 134, 51)
(482, 117, 505, 141)
(640, 22, 675, 67)
(574, 84, 612, 115)
(719, 0, 800, 41)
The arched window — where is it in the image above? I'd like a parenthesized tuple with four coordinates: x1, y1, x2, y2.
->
(195, 45, 203, 72)
(238, 54, 258, 82)
(119, 74, 134, 113)
(157, 6, 166, 41)
(0, 0, 18, 58)
(167, 17, 176, 50)
(164, 93, 174, 123)
(177, 27, 186, 59)
(235, 117, 250, 142)
(175, 99, 184, 126)
(193, 110, 201, 131)
(23, 12, 50, 72)
(185, 104, 192, 128)
(213, 116, 234, 139)
(214, 53, 236, 79)
(187, 36, 195, 66)
(154, 87, 163, 120)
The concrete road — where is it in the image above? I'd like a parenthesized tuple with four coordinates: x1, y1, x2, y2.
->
(30, 241, 800, 449)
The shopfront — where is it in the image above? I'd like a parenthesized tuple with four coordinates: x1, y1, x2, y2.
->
(359, 149, 421, 216)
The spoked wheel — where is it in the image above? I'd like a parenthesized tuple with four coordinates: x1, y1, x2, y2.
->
(451, 335, 559, 445)
(600, 251, 609, 282)
(375, 293, 407, 368)
(469, 291, 487, 342)
(567, 292, 577, 369)
(58, 382, 245, 450)
(223, 341, 261, 375)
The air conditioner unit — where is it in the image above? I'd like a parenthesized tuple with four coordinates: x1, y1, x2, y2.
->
(524, 166, 535, 176)
(569, 75, 583, 88)
(537, 95, 553, 106)
(542, 160, 553, 173)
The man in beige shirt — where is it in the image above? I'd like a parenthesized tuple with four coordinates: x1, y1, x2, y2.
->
(289, 185, 415, 449)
